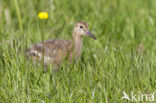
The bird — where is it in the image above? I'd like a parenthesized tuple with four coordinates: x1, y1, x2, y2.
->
(27, 21, 96, 70)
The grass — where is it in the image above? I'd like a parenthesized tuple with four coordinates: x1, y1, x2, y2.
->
(0, 0, 156, 102)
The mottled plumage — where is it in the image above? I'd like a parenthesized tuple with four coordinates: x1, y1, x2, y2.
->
(27, 21, 96, 69)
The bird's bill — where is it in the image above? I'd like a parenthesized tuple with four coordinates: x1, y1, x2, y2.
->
(86, 31, 96, 40)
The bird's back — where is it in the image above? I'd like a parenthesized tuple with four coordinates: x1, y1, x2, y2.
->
(27, 39, 72, 67)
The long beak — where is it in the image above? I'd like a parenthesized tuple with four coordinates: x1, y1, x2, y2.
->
(86, 31, 96, 40)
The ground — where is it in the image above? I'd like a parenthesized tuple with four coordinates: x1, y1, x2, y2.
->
(0, 0, 156, 102)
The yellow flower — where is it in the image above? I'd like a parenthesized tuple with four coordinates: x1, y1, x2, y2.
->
(38, 12, 48, 19)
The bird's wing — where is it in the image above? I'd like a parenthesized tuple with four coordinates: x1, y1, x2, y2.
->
(43, 39, 73, 56)
(27, 39, 72, 64)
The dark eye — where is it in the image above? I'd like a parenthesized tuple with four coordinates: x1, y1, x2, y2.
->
(80, 26, 83, 29)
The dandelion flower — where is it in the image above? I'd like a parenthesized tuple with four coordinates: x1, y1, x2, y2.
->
(38, 12, 48, 19)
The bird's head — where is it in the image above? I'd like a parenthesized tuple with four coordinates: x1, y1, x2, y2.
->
(73, 21, 96, 40)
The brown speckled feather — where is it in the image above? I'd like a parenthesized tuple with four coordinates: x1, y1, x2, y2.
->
(27, 39, 72, 67)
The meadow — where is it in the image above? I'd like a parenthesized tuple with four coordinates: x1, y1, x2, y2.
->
(0, 0, 156, 102)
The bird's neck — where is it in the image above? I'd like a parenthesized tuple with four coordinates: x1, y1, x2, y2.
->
(72, 32, 83, 60)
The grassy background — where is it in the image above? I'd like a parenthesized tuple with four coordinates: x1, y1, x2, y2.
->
(0, 0, 156, 102)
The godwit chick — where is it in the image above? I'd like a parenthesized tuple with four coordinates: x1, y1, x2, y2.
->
(27, 21, 96, 69)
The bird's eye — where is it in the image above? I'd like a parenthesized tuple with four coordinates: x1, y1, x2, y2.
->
(80, 26, 83, 29)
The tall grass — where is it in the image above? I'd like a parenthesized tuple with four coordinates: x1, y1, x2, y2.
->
(0, 0, 156, 102)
